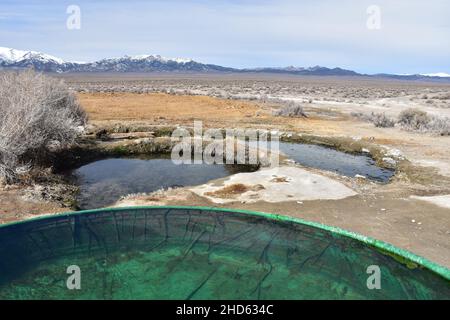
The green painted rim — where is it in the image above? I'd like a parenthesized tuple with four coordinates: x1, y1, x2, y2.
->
(1, 205, 449, 281)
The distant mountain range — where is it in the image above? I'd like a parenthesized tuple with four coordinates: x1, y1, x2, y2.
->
(0, 47, 233, 73)
(1, 47, 449, 81)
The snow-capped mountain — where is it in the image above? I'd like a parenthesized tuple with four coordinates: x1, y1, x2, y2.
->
(0, 47, 64, 64)
(0, 47, 362, 75)
(243, 65, 361, 76)
(128, 54, 193, 64)
(0, 47, 68, 72)
(75, 54, 232, 73)
(0, 46, 449, 81)
(421, 73, 450, 78)
(0, 47, 231, 73)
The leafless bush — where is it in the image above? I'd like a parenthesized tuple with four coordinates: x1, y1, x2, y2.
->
(352, 108, 450, 135)
(272, 101, 307, 118)
(0, 70, 87, 183)
(371, 113, 396, 128)
(351, 111, 395, 128)
(350, 111, 366, 119)
(397, 108, 450, 135)
(397, 108, 430, 131)
(426, 116, 450, 135)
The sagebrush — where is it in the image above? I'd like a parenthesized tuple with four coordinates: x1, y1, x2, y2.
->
(397, 108, 430, 130)
(272, 101, 307, 117)
(0, 70, 87, 183)
(398, 108, 450, 135)
(371, 113, 396, 128)
(352, 108, 450, 135)
(351, 111, 395, 128)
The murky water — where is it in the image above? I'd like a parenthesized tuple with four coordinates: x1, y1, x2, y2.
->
(69, 157, 256, 209)
(279, 142, 394, 182)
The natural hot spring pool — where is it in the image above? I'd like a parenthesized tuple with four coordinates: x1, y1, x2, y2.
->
(0, 207, 448, 300)
(279, 142, 395, 182)
(68, 142, 393, 209)
(67, 157, 257, 209)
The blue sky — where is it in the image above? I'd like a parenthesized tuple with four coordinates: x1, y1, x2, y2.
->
(0, 0, 449, 74)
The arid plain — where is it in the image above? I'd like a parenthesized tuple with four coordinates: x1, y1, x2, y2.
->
(1, 73, 450, 267)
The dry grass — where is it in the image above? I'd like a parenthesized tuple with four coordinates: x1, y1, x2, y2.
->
(77, 92, 354, 136)
(205, 184, 250, 198)
(270, 176, 289, 183)
(204, 183, 265, 198)
(78, 92, 261, 123)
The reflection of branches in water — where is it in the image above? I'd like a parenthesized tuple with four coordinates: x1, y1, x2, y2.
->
(283, 226, 334, 270)
(84, 217, 107, 254)
(186, 267, 218, 300)
(144, 212, 148, 240)
(207, 214, 219, 246)
(397, 275, 415, 300)
(37, 230, 55, 257)
(258, 232, 277, 265)
(146, 209, 172, 251)
(183, 210, 193, 240)
(100, 259, 109, 299)
(183, 211, 215, 243)
(186, 222, 198, 241)
(290, 242, 333, 271)
(110, 266, 137, 299)
(71, 216, 84, 249)
(286, 246, 299, 267)
(252, 264, 273, 300)
(207, 226, 255, 251)
(67, 219, 75, 248)
(250, 231, 277, 299)
(313, 242, 332, 265)
(131, 211, 137, 241)
(283, 228, 305, 267)
(163, 209, 170, 241)
(216, 212, 226, 229)
(183, 230, 207, 259)
(27, 233, 45, 258)
(112, 212, 121, 243)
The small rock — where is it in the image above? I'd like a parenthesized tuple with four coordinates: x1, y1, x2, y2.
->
(386, 148, 403, 158)
(382, 157, 396, 166)
(361, 148, 370, 153)
(411, 219, 416, 223)
(271, 130, 279, 136)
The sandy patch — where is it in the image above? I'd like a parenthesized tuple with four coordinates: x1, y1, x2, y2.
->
(410, 195, 450, 209)
(414, 159, 450, 177)
(190, 166, 357, 204)
(114, 187, 192, 207)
